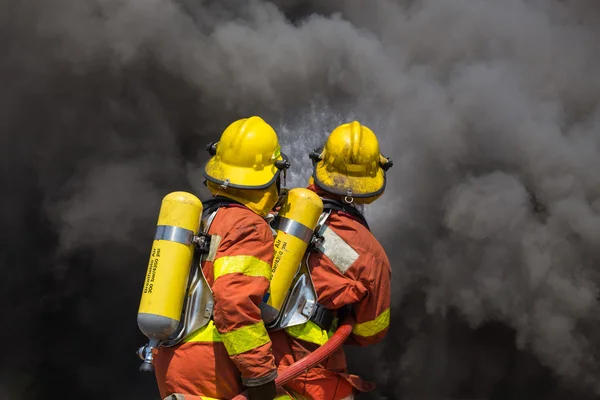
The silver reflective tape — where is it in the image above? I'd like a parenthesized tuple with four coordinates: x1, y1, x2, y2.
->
(155, 225, 194, 245)
(275, 217, 313, 243)
(317, 226, 359, 274)
(206, 234, 221, 262)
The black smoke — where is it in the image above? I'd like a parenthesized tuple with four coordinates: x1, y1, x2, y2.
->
(2, 1, 600, 399)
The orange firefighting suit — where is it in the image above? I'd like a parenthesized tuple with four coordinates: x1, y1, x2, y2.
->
(154, 202, 278, 399)
(270, 184, 392, 400)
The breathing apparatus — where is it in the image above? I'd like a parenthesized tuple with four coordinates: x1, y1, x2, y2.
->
(136, 191, 211, 372)
(135, 188, 327, 369)
(259, 188, 324, 329)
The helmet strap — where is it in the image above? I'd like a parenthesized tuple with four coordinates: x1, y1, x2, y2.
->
(275, 175, 281, 194)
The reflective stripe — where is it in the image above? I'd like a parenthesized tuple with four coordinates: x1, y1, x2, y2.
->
(316, 226, 359, 274)
(206, 234, 221, 262)
(275, 391, 311, 400)
(182, 320, 222, 343)
(221, 321, 271, 355)
(163, 394, 220, 400)
(352, 308, 390, 337)
(285, 320, 330, 346)
(213, 255, 273, 281)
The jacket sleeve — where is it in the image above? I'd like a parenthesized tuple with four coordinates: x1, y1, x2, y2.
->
(346, 251, 391, 346)
(211, 212, 277, 386)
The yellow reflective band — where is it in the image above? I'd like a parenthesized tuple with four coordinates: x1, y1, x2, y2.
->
(285, 321, 330, 346)
(274, 389, 311, 400)
(213, 255, 273, 281)
(221, 321, 271, 356)
(164, 394, 221, 400)
(352, 307, 390, 337)
(274, 392, 310, 400)
(182, 320, 222, 343)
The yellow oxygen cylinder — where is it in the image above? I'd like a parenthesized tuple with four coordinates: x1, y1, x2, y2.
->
(137, 191, 203, 372)
(266, 188, 323, 315)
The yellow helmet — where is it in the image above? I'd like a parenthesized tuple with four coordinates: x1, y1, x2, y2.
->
(309, 121, 393, 200)
(203, 116, 290, 190)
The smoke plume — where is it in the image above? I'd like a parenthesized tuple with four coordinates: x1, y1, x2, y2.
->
(2, 0, 600, 399)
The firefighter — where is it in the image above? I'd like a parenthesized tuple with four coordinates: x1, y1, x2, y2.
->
(270, 121, 393, 400)
(153, 116, 290, 400)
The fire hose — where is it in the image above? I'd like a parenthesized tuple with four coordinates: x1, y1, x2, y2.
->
(231, 315, 356, 400)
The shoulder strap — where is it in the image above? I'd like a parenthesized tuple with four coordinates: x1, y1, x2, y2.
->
(194, 196, 245, 254)
(321, 198, 370, 231)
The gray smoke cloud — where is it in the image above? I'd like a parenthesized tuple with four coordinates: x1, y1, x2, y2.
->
(2, 0, 600, 399)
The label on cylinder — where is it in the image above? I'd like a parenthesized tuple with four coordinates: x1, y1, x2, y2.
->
(143, 247, 162, 295)
(272, 237, 288, 274)
(138, 240, 193, 321)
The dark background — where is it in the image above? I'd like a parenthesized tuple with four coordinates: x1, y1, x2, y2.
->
(2, 1, 600, 399)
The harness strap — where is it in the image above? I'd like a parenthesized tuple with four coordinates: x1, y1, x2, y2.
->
(309, 303, 335, 331)
(195, 196, 247, 252)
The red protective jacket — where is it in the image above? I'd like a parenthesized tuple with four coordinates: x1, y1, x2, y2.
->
(154, 203, 277, 400)
(270, 184, 392, 400)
